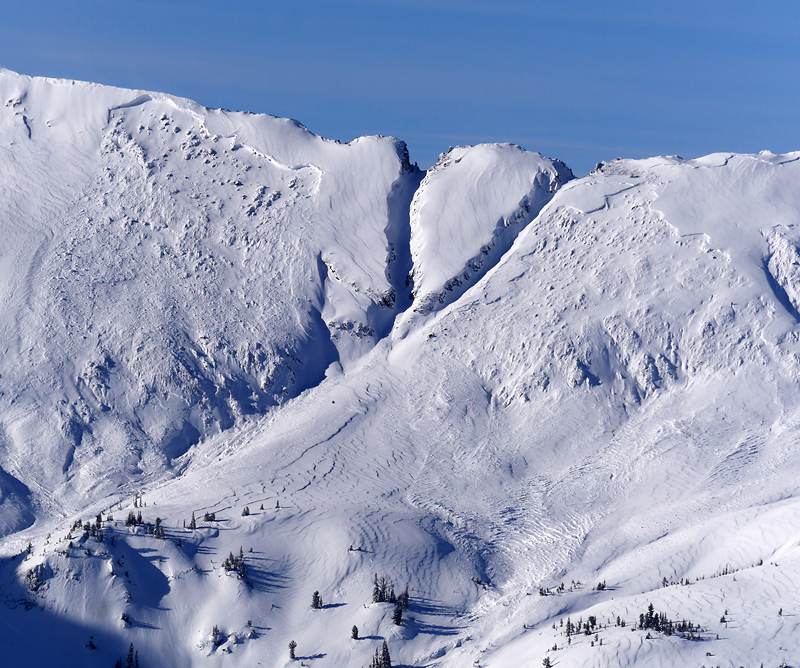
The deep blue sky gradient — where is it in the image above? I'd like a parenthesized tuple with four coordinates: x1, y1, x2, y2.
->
(1, 0, 798, 174)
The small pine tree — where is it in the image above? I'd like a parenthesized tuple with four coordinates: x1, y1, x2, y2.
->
(288, 639, 297, 659)
(312, 590, 323, 609)
(392, 602, 403, 625)
(351, 624, 359, 639)
(126, 643, 135, 668)
(543, 658, 552, 668)
(189, 511, 196, 530)
(400, 585, 410, 609)
(380, 640, 391, 668)
(260, 503, 264, 510)
(372, 573, 381, 603)
(241, 506, 250, 517)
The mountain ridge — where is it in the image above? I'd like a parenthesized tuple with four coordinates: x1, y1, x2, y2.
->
(2, 69, 800, 668)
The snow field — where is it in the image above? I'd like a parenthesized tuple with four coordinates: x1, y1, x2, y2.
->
(3, 70, 800, 667)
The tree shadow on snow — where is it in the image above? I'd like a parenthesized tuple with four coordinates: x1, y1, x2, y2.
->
(176, 539, 217, 559)
(407, 619, 459, 636)
(402, 596, 462, 637)
(247, 566, 290, 593)
(411, 596, 458, 617)
(128, 617, 161, 630)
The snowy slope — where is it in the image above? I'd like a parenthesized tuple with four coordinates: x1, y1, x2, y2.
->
(2, 70, 800, 668)
(404, 144, 572, 318)
(0, 68, 420, 526)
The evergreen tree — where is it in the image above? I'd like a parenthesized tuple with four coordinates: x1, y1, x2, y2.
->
(311, 590, 323, 609)
(222, 551, 248, 579)
(380, 640, 391, 668)
(372, 573, 381, 603)
(288, 639, 297, 659)
(189, 511, 196, 530)
(241, 506, 250, 517)
(400, 585, 410, 609)
(126, 643, 135, 668)
(392, 602, 403, 625)
(351, 624, 359, 639)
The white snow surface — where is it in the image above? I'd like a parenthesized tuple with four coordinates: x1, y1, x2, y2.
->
(405, 144, 572, 317)
(2, 70, 800, 668)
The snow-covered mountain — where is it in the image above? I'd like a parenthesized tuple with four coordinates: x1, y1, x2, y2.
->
(0, 68, 421, 524)
(2, 69, 800, 668)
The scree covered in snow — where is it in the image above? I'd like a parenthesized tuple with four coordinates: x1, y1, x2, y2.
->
(2, 68, 800, 668)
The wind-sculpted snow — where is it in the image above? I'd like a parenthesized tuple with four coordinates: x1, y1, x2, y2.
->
(3, 70, 800, 668)
(0, 68, 420, 523)
(404, 144, 572, 318)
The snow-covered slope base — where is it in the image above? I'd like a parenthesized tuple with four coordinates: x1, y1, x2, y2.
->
(2, 70, 800, 668)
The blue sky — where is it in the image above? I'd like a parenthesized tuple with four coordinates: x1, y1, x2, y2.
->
(1, 0, 798, 175)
